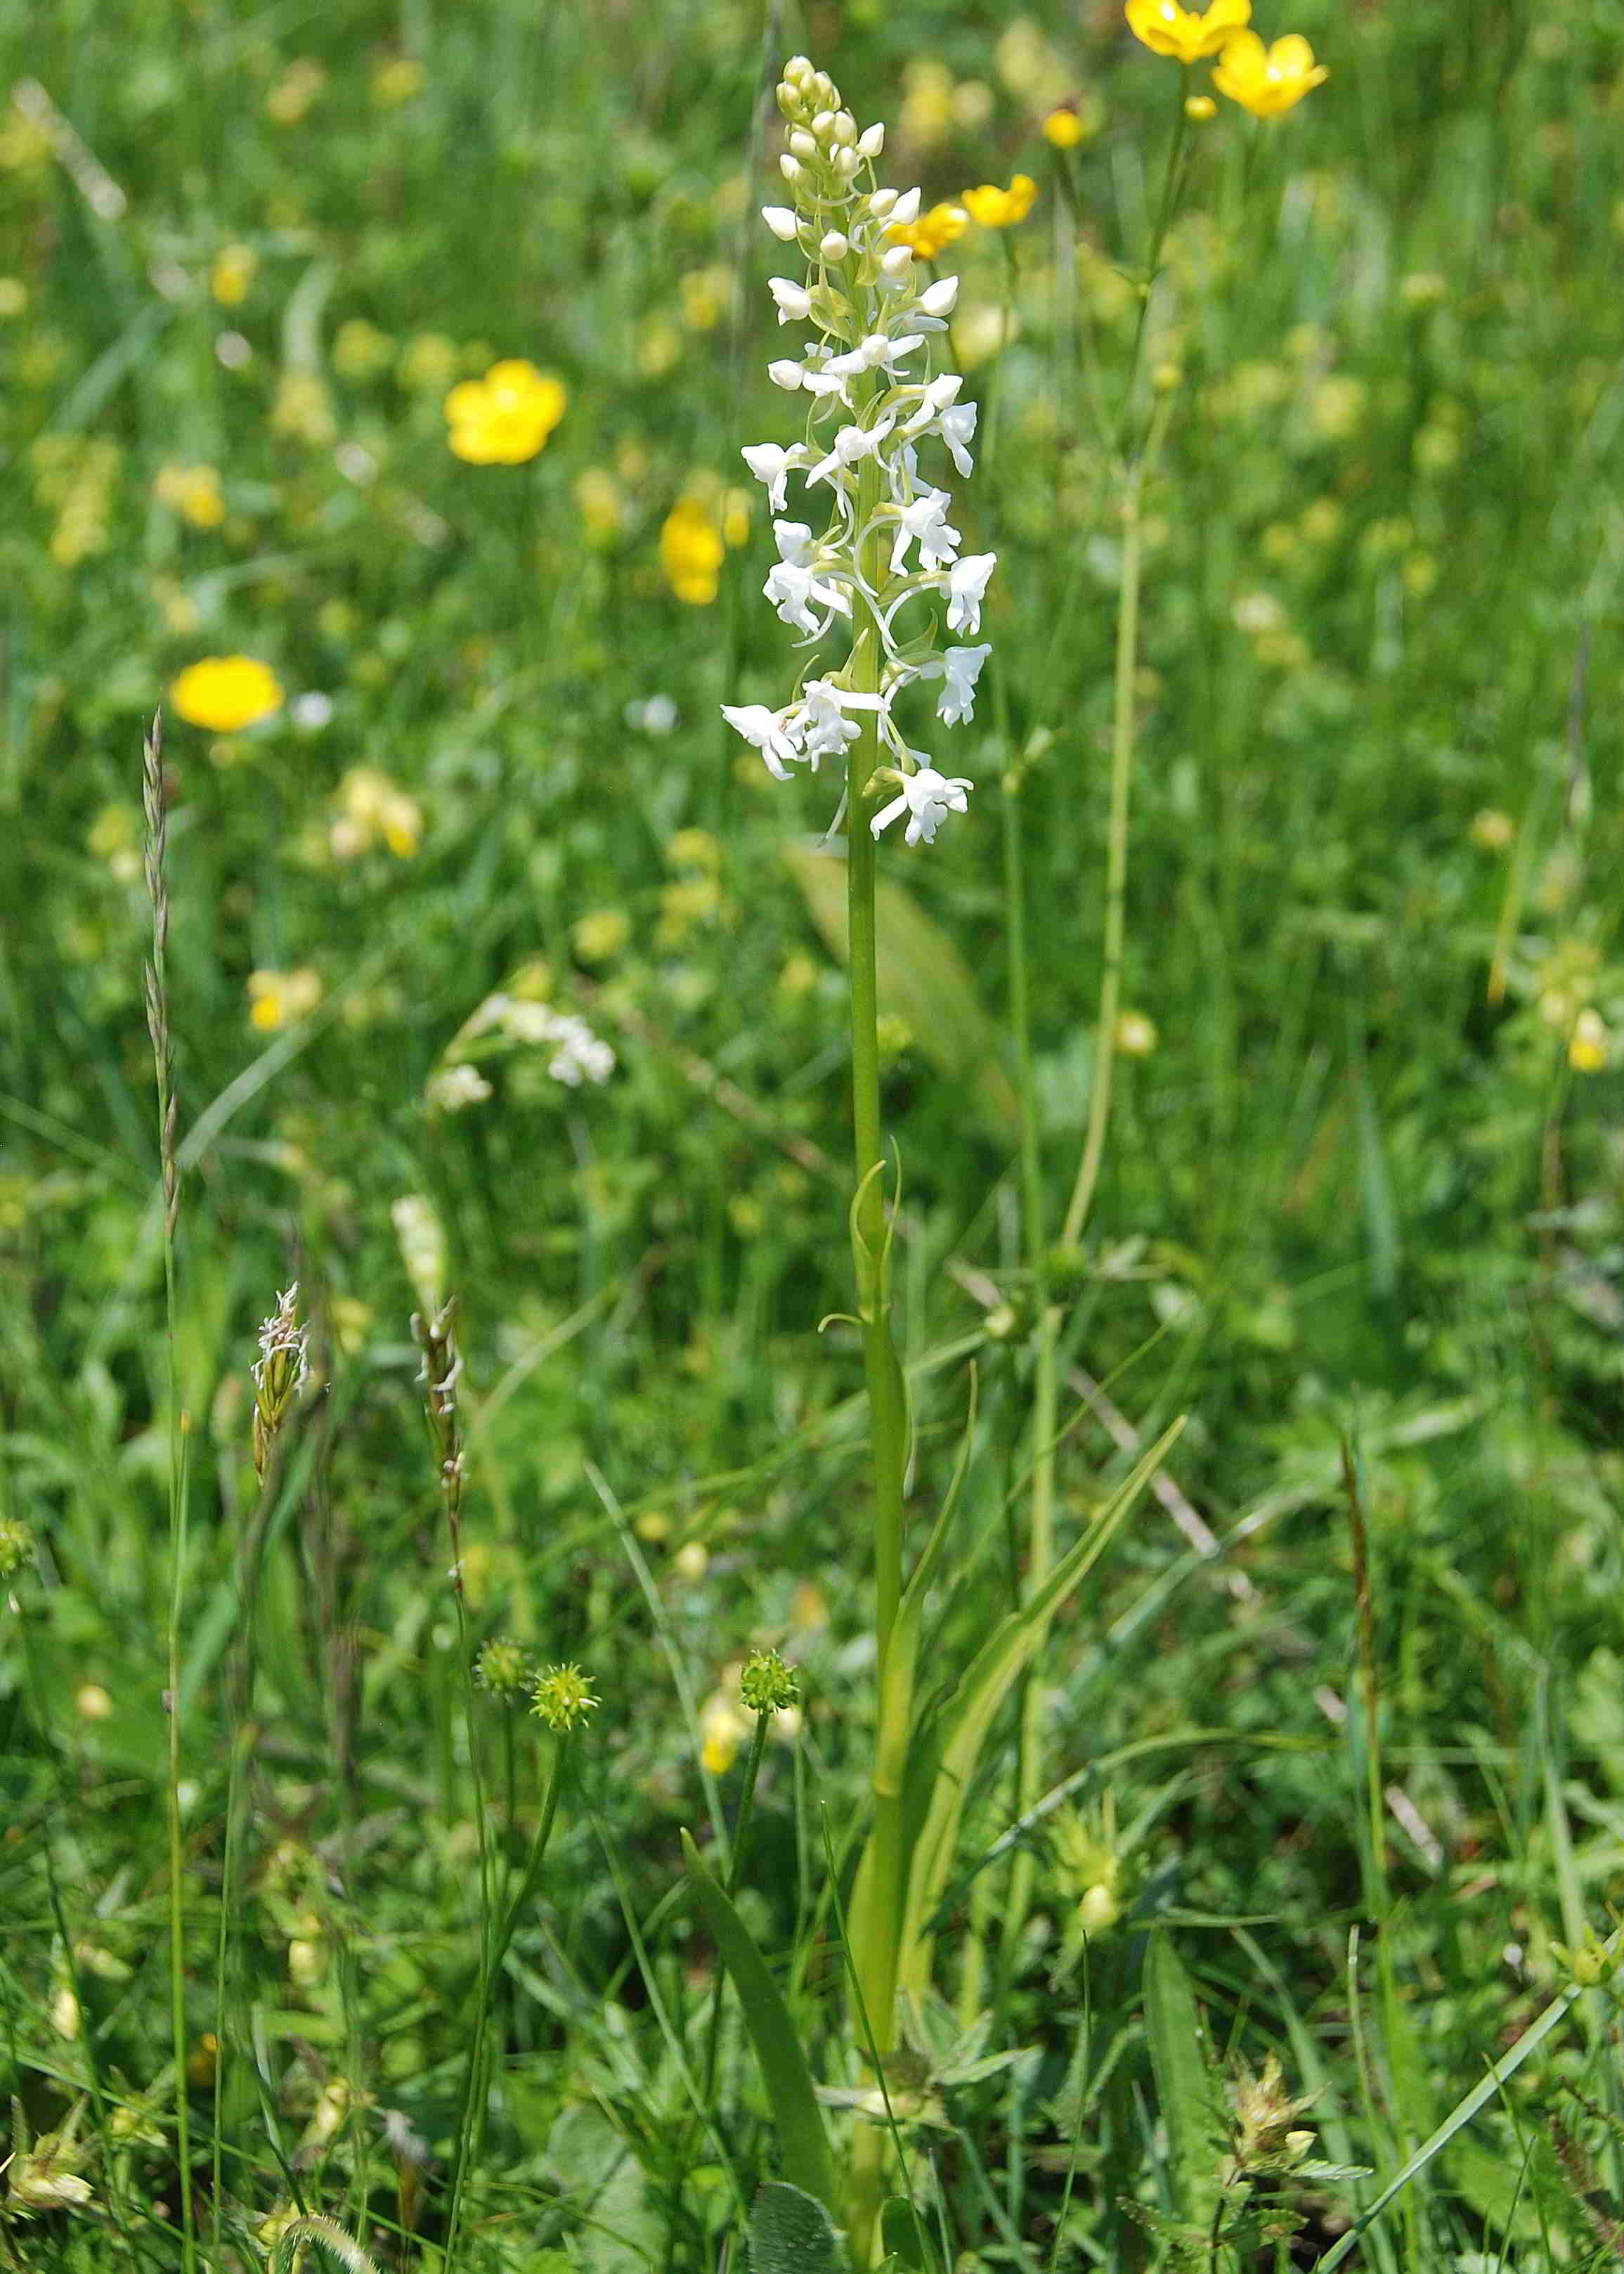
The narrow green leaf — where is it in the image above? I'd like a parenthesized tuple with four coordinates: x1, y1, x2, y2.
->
(682, 1833, 836, 2214)
(881, 2195, 939, 2274)
(1143, 1930, 1224, 2234)
(784, 844, 1019, 1142)
(748, 2181, 844, 2274)
(896, 1417, 1185, 1990)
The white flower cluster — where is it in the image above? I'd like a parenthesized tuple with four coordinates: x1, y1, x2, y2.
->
(721, 56, 995, 849)
(500, 999, 616, 1087)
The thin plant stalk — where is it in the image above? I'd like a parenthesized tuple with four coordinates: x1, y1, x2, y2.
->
(142, 709, 197, 2274)
(844, 426, 914, 2267)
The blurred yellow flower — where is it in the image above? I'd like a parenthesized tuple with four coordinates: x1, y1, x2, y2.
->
(661, 499, 725, 605)
(371, 55, 425, 107)
(888, 202, 968, 261)
(961, 174, 1038, 229)
(680, 265, 730, 332)
(444, 360, 566, 464)
(573, 907, 632, 962)
(331, 766, 422, 860)
(0, 276, 29, 316)
(1570, 1008, 1609, 1073)
(699, 1686, 749, 1776)
(152, 463, 226, 529)
(170, 657, 284, 732)
(1212, 32, 1328, 117)
(1185, 93, 1219, 120)
(266, 59, 326, 125)
(668, 827, 721, 871)
(400, 332, 459, 392)
(334, 317, 394, 379)
(248, 969, 322, 1032)
(210, 243, 257, 306)
(1469, 808, 1514, 853)
(272, 370, 337, 445)
(1115, 1010, 1159, 1057)
(1042, 106, 1087, 149)
(1126, 0, 1251, 63)
(575, 467, 626, 545)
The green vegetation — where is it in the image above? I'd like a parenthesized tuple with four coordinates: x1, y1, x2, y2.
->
(4, 3, 1624, 2269)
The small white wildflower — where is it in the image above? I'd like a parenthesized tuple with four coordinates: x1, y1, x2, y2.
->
(946, 552, 996, 635)
(890, 486, 961, 574)
(767, 358, 805, 389)
(940, 399, 977, 476)
(807, 415, 895, 488)
(290, 692, 334, 730)
(429, 1063, 493, 1111)
(722, 702, 807, 780)
(764, 559, 852, 637)
(545, 1015, 615, 1087)
(742, 441, 813, 513)
(768, 276, 812, 323)
(761, 205, 800, 242)
(934, 644, 991, 725)
(871, 766, 972, 847)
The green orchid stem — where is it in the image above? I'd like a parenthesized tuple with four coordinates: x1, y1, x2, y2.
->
(844, 434, 912, 2266)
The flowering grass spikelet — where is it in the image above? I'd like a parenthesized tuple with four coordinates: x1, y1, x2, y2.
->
(722, 56, 996, 851)
(252, 1281, 309, 1482)
(1211, 30, 1329, 116)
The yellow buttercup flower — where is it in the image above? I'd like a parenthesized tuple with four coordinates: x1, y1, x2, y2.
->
(1125, 0, 1252, 64)
(152, 464, 226, 529)
(660, 499, 726, 605)
(210, 242, 257, 307)
(1570, 1008, 1609, 1073)
(1211, 32, 1328, 117)
(170, 657, 284, 733)
(444, 359, 566, 465)
(887, 202, 968, 261)
(1041, 106, 1087, 149)
(961, 174, 1038, 229)
(331, 766, 422, 860)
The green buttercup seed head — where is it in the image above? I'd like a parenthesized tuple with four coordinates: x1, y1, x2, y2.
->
(474, 1637, 531, 1703)
(530, 1662, 598, 1733)
(740, 1648, 799, 1714)
(0, 1515, 35, 1579)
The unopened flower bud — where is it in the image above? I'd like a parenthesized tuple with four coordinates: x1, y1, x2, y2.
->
(761, 205, 800, 242)
(767, 358, 804, 389)
(788, 128, 816, 160)
(881, 245, 913, 279)
(832, 110, 856, 143)
(811, 108, 835, 136)
(819, 230, 849, 260)
(869, 187, 898, 219)
(857, 122, 884, 157)
(919, 276, 959, 316)
(779, 153, 803, 183)
(889, 187, 922, 226)
(833, 147, 859, 179)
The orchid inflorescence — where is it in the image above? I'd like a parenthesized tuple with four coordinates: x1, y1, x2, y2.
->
(722, 56, 995, 850)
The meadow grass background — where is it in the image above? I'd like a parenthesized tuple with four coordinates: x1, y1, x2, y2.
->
(4, 0, 1624, 2267)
